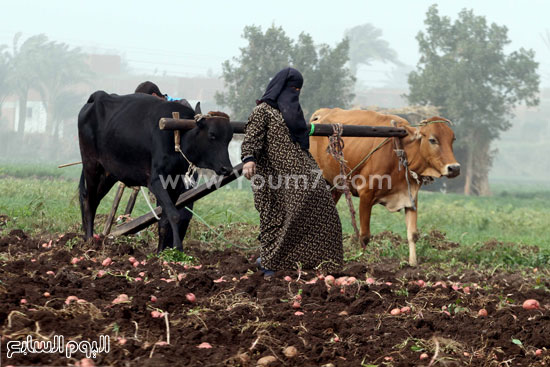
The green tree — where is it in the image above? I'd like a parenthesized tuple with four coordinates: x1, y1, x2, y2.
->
(216, 25, 355, 121)
(345, 23, 400, 75)
(407, 5, 539, 195)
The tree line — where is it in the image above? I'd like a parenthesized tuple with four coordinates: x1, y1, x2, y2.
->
(216, 5, 540, 195)
(214, 24, 399, 121)
(0, 5, 541, 195)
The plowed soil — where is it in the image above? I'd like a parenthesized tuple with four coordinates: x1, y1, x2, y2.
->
(0, 229, 549, 366)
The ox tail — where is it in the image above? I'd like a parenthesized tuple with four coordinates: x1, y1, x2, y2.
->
(78, 170, 87, 214)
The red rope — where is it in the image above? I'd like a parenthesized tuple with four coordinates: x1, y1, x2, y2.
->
(326, 124, 361, 246)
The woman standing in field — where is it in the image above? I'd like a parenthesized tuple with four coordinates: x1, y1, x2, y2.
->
(241, 67, 343, 275)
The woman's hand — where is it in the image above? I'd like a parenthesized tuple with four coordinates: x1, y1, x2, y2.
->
(243, 161, 256, 180)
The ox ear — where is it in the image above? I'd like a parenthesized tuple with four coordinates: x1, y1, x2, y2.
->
(194, 102, 202, 115)
(403, 125, 421, 141)
(195, 116, 206, 129)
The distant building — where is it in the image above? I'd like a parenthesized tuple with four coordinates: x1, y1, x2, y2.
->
(1, 90, 47, 133)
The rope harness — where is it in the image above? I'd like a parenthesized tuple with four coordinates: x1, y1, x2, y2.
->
(328, 137, 391, 191)
(172, 113, 215, 188)
(326, 123, 361, 243)
(325, 119, 451, 221)
(391, 121, 418, 211)
(175, 146, 197, 188)
(140, 187, 160, 220)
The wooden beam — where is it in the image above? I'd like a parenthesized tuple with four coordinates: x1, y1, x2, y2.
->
(110, 163, 244, 236)
(159, 118, 196, 130)
(124, 187, 140, 215)
(159, 118, 407, 138)
(303, 123, 407, 138)
(57, 161, 82, 168)
(103, 182, 126, 236)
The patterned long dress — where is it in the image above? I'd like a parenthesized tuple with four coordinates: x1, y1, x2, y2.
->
(241, 102, 343, 272)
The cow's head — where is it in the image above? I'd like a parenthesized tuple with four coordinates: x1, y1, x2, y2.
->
(403, 116, 460, 178)
(182, 108, 234, 176)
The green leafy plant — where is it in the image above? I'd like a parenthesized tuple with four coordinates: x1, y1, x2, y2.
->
(447, 299, 470, 315)
(155, 248, 195, 264)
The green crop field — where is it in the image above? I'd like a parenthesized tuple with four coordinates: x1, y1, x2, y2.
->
(1, 164, 549, 269)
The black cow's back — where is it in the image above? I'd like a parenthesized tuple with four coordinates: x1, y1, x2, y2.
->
(78, 91, 196, 187)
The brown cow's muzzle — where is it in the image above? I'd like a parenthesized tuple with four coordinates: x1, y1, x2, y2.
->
(443, 163, 461, 178)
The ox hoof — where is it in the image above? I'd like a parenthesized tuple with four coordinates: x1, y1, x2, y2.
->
(360, 235, 370, 248)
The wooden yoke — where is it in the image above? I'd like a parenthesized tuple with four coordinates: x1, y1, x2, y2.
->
(159, 118, 408, 138)
(159, 117, 196, 131)
(109, 115, 410, 237)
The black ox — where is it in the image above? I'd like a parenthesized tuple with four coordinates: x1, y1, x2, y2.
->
(78, 91, 233, 251)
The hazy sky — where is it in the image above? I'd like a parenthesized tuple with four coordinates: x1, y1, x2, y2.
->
(2, 0, 549, 86)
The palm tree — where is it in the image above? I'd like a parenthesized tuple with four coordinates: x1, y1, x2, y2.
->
(0, 45, 10, 123)
(8, 33, 49, 136)
(344, 23, 401, 76)
(35, 41, 92, 137)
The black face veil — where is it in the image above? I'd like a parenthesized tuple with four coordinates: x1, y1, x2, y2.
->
(258, 68, 309, 150)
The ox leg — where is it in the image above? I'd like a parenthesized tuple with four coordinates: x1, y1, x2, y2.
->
(178, 203, 194, 242)
(158, 177, 194, 251)
(405, 207, 419, 267)
(149, 178, 183, 252)
(170, 173, 197, 248)
(331, 189, 343, 204)
(324, 178, 343, 204)
(79, 170, 95, 239)
(157, 214, 170, 252)
(160, 204, 194, 251)
(79, 165, 117, 239)
(358, 193, 373, 248)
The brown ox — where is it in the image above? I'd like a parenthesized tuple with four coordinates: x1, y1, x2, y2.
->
(309, 108, 460, 266)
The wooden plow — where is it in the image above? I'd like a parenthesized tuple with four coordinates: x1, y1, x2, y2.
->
(104, 115, 408, 237)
